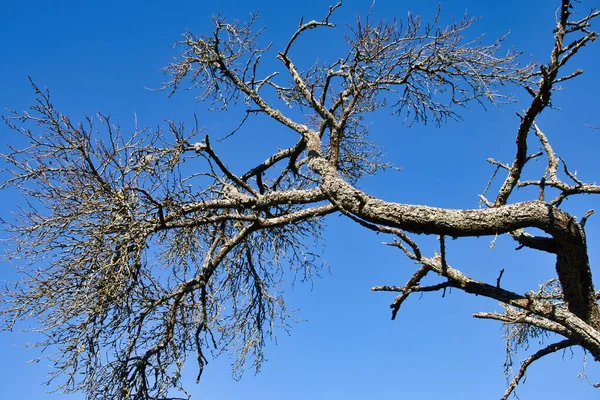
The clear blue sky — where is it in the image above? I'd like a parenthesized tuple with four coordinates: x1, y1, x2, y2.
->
(1, 0, 600, 399)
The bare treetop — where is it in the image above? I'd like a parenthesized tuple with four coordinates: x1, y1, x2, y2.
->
(1, 1, 599, 399)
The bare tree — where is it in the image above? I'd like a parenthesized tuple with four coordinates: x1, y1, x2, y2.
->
(1, 0, 599, 398)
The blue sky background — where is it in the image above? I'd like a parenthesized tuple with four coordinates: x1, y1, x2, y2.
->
(1, 0, 600, 399)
